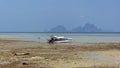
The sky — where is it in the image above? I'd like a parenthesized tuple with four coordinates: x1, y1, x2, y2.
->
(0, 0, 120, 32)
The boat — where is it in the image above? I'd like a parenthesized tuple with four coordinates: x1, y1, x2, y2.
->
(48, 36, 72, 43)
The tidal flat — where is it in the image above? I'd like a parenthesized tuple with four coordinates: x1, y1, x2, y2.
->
(0, 39, 120, 68)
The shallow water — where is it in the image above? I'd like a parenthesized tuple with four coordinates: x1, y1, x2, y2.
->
(80, 53, 120, 62)
(0, 33, 120, 43)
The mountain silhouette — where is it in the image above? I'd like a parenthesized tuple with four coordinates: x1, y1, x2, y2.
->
(48, 23, 102, 32)
(82, 23, 102, 32)
(49, 25, 68, 32)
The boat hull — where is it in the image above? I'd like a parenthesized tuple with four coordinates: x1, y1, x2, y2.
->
(54, 39, 71, 43)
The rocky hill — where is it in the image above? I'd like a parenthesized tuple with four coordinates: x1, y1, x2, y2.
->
(48, 23, 102, 32)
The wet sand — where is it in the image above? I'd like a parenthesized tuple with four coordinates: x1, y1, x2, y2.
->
(0, 39, 120, 68)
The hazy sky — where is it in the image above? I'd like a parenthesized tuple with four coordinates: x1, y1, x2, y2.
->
(0, 0, 120, 32)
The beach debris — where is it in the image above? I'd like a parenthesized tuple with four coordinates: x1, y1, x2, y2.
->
(14, 53, 30, 56)
(22, 62, 29, 65)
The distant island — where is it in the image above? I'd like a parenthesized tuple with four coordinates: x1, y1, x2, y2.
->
(49, 25, 68, 32)
(47, 23, 102, 32)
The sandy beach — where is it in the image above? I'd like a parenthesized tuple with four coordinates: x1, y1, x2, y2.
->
(0, 39, 120, 68)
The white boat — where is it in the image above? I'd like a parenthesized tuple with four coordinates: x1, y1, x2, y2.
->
(48, 36, 72, 43)
(54, 38, 72, 43)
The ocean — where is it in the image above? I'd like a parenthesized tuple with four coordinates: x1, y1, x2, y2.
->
(0, 32, 120, 43)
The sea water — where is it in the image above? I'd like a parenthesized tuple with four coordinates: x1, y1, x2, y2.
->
(0, 32, 120, 43)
